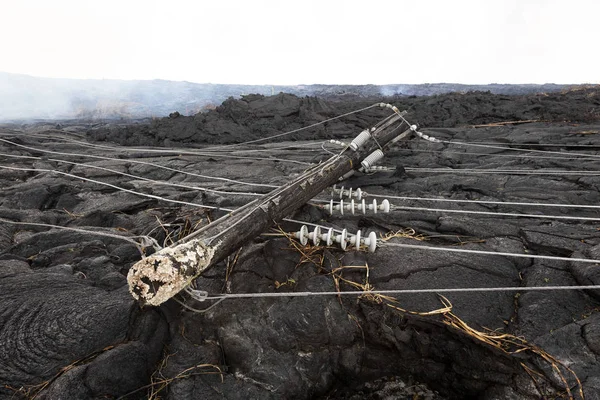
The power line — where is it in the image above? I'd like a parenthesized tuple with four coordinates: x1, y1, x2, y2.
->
(0, 163, 342, 240)
(393, 147, 600, 161)
(2, 136, 312, 165)
(201, 103, 385, 151)
(388, 204, 600, 221)
(218, 141, 326, 154)
(0, 138, 281, 188)
(383, 242, 600, 264)
(438, 139, 600, 160)
(0, 164, 228, 211)
(468, 141, 600, 148)
(311, 197, 600, 221)
(0, 153, 266, 198)
(196, 284, 600, 301)
(369, 193, 600, 210)
(0, 218, 158, 251)
(0, 131, 327, 157)
(404, 167, 600, 176)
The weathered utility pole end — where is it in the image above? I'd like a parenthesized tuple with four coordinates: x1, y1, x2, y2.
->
(127, 238, 215, 306)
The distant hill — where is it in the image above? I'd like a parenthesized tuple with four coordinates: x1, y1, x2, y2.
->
(0, 71, 586, 121)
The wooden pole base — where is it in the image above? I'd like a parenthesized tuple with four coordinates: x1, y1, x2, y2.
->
(128, 238, 214, 306)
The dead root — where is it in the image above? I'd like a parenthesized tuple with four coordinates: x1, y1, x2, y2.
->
(440, 297, 583, 399)
(379, 228, 428, 242)
(326, 257, 584, 399)
(275, 225, 328, 269)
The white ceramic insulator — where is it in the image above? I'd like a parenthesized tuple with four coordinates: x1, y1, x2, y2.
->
(361, 149, 384, 170)
(360, 199, 366, 214)
(329, 139, 347, 147)
(292, 224, 377, 252)
(349, 130, 371, 151)
(294, 225, 309, 246)
(335, 229, 347, 250)
(368, 166, 395, 173)
(368, 199, 378, 214)
(349, 230, 362, 251)
(327, 197, 389, 215)
(321, 228, 333, 246)
(310, 226, 321, 246)
(300, 225, 309, 245)
(362, 232, 378, 253)
(337, 187, 354, 200)
(416, 130, 441, 143)
(331, 186, 363, 200)
(378, 199, 390, 213)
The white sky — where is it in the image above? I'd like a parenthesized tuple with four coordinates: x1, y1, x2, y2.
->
(1, 0, 598, 85)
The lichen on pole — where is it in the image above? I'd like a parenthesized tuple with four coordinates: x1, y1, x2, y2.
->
(127, 238, 215, 306)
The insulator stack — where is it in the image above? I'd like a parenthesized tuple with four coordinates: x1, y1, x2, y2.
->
(293, 225, 309, 245)
(363, 231, 378, 253)
(331, 185, 364, 200)
(334, 229, 348, 250)
(363, 166, 396, 173)
(412, 125, 441, 143)
(290, 225, 378, 253)
(329, 139, 347, 148)
(325, 198, 390, 215)
(380, 103, 409, 116)
(306, 225, 334, 246)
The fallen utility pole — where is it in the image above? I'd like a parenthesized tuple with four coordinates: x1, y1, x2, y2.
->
(128, 108, 412, 306)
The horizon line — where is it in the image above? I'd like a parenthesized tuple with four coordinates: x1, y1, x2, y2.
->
(1, 71, 594, 87)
